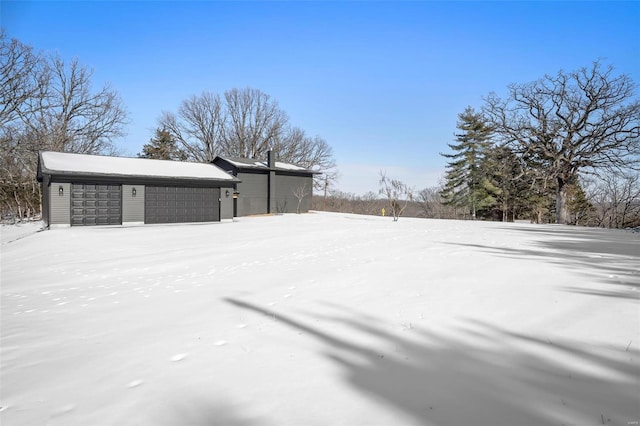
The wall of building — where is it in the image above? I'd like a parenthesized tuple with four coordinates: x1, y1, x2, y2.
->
(274, 174, 313, 213)
(236, 172, 268, 216)
(49, 182, 71, 226)
(122, 184, 145, 224)
(41, 174, 50, 227)
(45, 180, 232, 226)
(220, 186, 234, 220)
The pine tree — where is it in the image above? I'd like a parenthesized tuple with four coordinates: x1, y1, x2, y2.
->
(484, 144, 534, 221)
(567, 183, 595, 226)
(440, 107, 496, 219)
(138, 128, 187, 161)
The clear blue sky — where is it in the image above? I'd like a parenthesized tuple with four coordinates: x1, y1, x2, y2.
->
(2, 1, 639, 195)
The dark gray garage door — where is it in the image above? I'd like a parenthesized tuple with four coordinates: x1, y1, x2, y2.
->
(145, 186, 220, 224)
(71, 184, 122, 226)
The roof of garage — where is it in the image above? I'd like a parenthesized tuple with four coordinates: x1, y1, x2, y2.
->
(38, 151, 240, 183)
(213, 156, 321, 174)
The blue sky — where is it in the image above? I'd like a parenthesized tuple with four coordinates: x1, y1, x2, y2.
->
(2, 1, 639, 195)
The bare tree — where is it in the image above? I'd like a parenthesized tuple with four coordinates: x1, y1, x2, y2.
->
(417, 187, 442, 218)
(585, 170, 640, 228)
(484, 61, 640, 224)
(0, 34, 128, 220)
(159, 91, 224, 162)
(379, 171, 413, 221)
(292, 182, 310, 214)
(12, 54, 127, 157)
(0, 30, 48, 129)
(159, 87, 337, 186)
(359, 191, 382, 216)
(273, 127, 337, 190)
(221, 87, 287, 158)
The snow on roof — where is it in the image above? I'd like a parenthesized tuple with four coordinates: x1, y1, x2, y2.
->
(274, 161, 305, 171)
(223, 158, 268, 169)
(40, 151, 236, 181)
(221, 157, 312, 172)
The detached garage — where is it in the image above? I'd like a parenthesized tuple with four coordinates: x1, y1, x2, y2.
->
(37, 151, 239, 228)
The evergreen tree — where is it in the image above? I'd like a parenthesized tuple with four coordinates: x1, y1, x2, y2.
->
(138, 128, 187, 160)
(567, 182, 595, 226)
(484, 144, 537, 221)
(440, 107, 496, 219)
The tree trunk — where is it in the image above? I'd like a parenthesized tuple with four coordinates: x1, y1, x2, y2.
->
(556, 177, 569, 224)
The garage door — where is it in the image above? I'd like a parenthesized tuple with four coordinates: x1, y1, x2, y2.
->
(71, 184, 122, 226)
(145, 186, 220, 224)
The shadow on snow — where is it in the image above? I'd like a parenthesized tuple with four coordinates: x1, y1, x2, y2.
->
(453, 225, 640, 301)
(225, 298, 639, 426)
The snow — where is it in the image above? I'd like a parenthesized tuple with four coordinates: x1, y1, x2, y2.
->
(40, 151, 236, 181)
(224, 158, 308, 171)
(274, 161, 306, 171)
(1, 212, 639, 425)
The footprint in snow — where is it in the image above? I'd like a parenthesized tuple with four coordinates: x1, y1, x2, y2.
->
(127, 380, 144, 388)
(169, 353, 188, 362)
(54, 404, 76, 415)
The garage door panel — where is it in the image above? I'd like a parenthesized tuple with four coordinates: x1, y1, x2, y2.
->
(145, 186, 220, 224)
(71, 184, 121, 226)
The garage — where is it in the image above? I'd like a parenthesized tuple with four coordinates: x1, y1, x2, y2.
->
(145, 186, 220, 224)
(71, 184, 122, 226)
(38, 151, 239, 228)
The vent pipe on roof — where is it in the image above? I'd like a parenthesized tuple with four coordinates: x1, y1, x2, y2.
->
(267, 150, 275, 168)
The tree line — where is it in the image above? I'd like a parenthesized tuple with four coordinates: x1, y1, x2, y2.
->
(143, 88, 336, 188)
(1, 31, 128, 219)
(439, 61, 639, 227)
(339, 61, 638, 228)
(2, 31, 638, 228)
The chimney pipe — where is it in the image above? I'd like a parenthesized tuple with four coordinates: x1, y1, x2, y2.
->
(267, 150, 275, 168)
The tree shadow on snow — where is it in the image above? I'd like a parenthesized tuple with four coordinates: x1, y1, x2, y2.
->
(452, 225, 640, 301)
(225, 298, 639, 426)
(157, 397, 261, 426)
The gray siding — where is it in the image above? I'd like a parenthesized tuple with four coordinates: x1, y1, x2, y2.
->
(220, 187, 234, 220)
(49, 182, 71, 225)
(274, 175, 313, 213)
(236, 172, 268, 216)
(268, 170, 276, 214)
(41, 175, 50, 227)
(123, 184, 145, 223)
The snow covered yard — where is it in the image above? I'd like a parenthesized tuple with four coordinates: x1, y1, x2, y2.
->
(1, 212, 639, 426)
